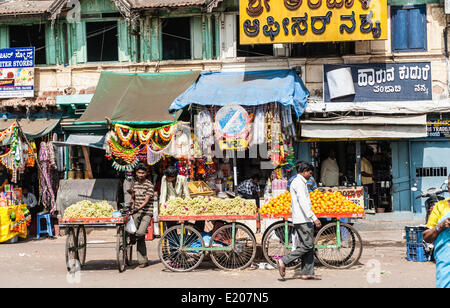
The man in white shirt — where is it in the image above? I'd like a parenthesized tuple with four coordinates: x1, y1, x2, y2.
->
(277, 162, 322, 280)
(22, 186, 38, 236)
(22, 186, 37, 209)
(320, 149, 339, 186)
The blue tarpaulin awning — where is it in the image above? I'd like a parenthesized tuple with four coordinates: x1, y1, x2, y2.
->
(169, 69, 309, 118)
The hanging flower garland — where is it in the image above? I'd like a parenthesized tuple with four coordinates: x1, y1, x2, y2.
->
(108, 122, 178, 170)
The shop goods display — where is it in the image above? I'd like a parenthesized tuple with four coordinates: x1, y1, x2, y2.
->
(160, 196, 257, 216)
(310, 190, 364, 214)
(259, 191, 291, 215)
(259, 190, 364, 215)
(63, 200, 114, 219)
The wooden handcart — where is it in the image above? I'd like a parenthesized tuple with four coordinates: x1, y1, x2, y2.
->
(261, 213, 365, 269)
(59, 217, 134, 273)
(158, 215, 257, 272)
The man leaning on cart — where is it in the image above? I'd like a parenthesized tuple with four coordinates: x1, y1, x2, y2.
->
(129, 163, 155, 268)
(277, 161, 322, 281)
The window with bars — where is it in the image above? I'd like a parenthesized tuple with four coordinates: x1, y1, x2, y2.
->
(416, 167, 448, 177)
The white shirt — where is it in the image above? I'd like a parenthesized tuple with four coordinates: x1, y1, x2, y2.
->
(320, 157, 339, 186)
(290, 175, 317, 224)
(22, 192, 37, 208)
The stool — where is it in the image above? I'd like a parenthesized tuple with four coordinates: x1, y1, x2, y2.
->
(36, 213, 53, 239)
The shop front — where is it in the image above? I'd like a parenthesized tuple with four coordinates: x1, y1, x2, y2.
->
(0, 116, 62, 242)
(301, 61, 435, 215)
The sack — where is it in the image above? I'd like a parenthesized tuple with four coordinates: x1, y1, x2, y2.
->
(125, 216, 137, 234)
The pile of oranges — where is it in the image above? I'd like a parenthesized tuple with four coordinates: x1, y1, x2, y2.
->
(259, 190, 364, 215)
(259, 191, 291, 215)
(310, 190, 364, 214)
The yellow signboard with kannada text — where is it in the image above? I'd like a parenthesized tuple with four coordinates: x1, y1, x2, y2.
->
(239, 0, 387, 44)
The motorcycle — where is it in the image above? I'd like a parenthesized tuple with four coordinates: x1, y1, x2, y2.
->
(411, 179, 449, 224)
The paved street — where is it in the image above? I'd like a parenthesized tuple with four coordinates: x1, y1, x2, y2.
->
(0, 228, 435, 288)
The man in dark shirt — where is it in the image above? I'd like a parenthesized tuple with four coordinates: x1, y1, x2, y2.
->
(130, 163, 154, 268)
(237, 175, 261, 208)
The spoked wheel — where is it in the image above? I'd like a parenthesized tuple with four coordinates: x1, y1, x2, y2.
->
(126, 233, 133, 266)
(76, 226, 87, 267)
(314, 222, 363, 269)
(116, 226, 127, 273)
(209, 223, 256, 270)
(158, 225, 205, 272)
(65, 227, 78, 271)
(262, 222, 302, 270)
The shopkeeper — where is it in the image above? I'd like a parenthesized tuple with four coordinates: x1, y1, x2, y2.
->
(130, 163, 154, 268)
(22, 186, 38, 235)
(237, 175, 261, 208)
(320, 149, 340, 187)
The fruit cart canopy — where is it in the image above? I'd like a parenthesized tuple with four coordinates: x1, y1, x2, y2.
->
(300, 114, 427, 139)
(0, 117, 60, 140)
(75, 71, 200, 125)
(52, 134, 106, 150)
(169, 69, 309, 118)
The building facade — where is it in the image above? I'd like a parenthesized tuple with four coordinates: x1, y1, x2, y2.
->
(0, 0, 449, 216)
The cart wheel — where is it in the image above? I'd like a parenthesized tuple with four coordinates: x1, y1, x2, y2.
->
(158, 224, 205, 272)
(116, 226, 127, 273)
(209, 223, 256, 270)
(262, 222, 302, 270)
(65, 227, 78, 272)
(76, 226, 87, 267)
(126, 233, 133, 266)
(314, 222, 363, 269)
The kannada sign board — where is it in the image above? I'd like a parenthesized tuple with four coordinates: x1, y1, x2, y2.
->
(320, 186, 365, 207)
(0, 47, 35, 98)
(427, 119, 450, 138)
(239, 0, 387, 45)
(323, 62, 432, 102)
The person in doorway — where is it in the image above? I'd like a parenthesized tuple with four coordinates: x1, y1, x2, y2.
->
(277, 162, 322, 280)
(320, 149, 340, 187)
(129, 163, 154, 268)
(237, 175, 261, 208)
(423, 197, 450, 288)
(22, 186, 38, 236)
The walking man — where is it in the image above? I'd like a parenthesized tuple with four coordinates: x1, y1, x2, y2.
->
(130, 163, 154, 268)
(277, 161, 322, 280)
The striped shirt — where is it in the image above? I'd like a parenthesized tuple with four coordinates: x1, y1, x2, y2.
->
(132, 180, 154, 216)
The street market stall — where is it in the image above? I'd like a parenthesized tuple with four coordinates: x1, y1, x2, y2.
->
(259, 189, 365, 269)
(58, 200, 133, 273)
(0, 118, 61, 242)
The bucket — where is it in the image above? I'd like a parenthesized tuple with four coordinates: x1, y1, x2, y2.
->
(376, 208, 385, 213)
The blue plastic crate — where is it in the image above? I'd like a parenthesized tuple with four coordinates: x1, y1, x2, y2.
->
(405, 226, 427, 244)
(406, 243, 431, 262)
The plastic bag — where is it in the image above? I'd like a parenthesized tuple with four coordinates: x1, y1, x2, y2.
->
(125, 216, 137, 234)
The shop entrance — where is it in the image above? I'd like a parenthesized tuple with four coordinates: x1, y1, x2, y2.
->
(410, 140, 450, 214)
(311, 140, 393, 213)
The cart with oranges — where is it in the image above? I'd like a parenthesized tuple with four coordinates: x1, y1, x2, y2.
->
(259, 190, 365, 269)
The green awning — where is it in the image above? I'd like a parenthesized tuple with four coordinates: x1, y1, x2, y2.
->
(389, 0, 441, 5)
(75, 71, 200, 125)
